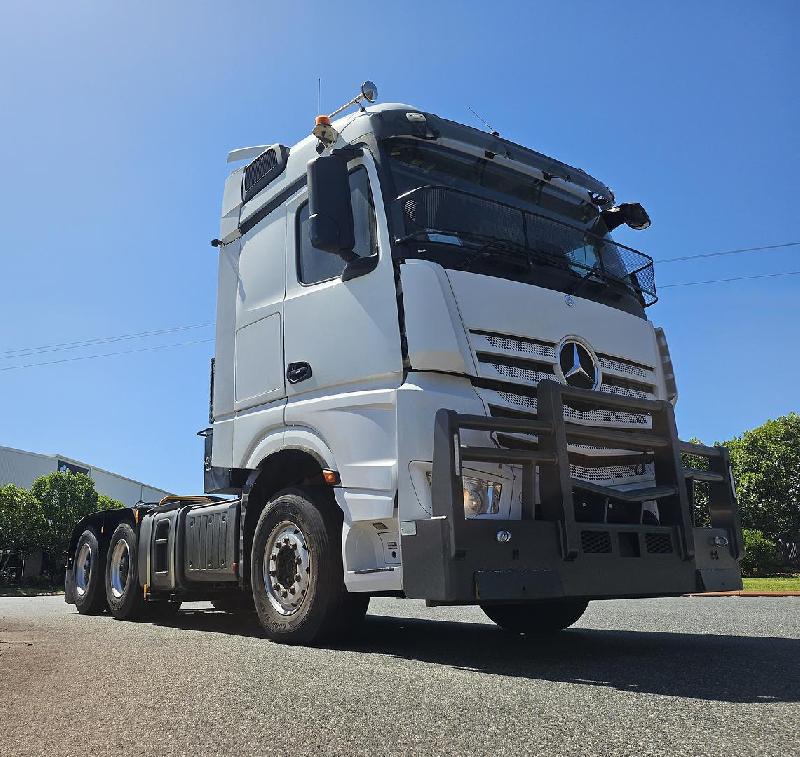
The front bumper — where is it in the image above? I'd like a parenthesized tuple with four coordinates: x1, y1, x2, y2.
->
(401, 380, 743, 603)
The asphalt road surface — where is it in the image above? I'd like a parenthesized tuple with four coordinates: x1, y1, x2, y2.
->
(1, 595, 798, 756)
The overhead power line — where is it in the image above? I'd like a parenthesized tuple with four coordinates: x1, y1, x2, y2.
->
(660, 270, 800, 289)
(0, 338, 214, 373)
(655, 241, 800, 264)
(2, 242, 799, 364)
(1, 322, 213, 359)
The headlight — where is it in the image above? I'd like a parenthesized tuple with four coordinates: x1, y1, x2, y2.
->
(461, 476, 502, 518)
(425, 472, 503, 518)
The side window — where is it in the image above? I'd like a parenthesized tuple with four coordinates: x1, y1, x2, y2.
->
(297, 166, 377, 284)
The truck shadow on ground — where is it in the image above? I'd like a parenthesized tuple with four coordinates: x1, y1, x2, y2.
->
(158, 607, 799, 705)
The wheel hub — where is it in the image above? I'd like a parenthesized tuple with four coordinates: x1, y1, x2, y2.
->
(74, 543, 92, 597)
(109, 538, 131, 599)
(263, 522, 311, 616)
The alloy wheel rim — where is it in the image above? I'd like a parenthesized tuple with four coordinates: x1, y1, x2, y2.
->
(263, 521, 311, 616)
(75, 543, 92, 597)
(109, 538, 131, 599)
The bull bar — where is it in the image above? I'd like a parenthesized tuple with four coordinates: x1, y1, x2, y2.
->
(401, 380, 743, 603)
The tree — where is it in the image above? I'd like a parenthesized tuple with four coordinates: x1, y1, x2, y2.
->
(98, 494, 125, 511)
(740, 529, 783, 577)
(724, 413, 800, 550)
(0, 484, 47, 573)
(681, 437, 712, 527)
(30, 472, 100, 558)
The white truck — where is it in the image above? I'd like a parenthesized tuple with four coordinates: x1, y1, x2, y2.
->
(65, 83, 743, 644)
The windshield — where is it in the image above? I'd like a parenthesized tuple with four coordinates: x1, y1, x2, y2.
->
(384, 139, 656, 314)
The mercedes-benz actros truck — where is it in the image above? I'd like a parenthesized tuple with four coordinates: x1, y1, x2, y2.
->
(65, 82, 743, 644)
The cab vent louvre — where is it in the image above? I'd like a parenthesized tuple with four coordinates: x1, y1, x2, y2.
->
(243, 144, 289, 203)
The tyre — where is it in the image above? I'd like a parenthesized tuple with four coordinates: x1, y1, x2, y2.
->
(73, 529, 106, 615)
(336, 592, 370, 634)
(250, 487, 354, 644)
(105, 522, 147, 620)
(481, 599, 588, 635)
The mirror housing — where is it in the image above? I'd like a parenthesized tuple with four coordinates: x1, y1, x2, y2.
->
(360, 80, 378, 103)
(307, 154, 355, 253)
(601, 202, 651, 232)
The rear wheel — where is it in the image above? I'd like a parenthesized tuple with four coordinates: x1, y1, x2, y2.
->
(73, 530, 106, 615)
(250, 487, 354, 644)
(106, 522, 180, 621)
(481, 599, 588, 635)
(105, 522, 146, 620)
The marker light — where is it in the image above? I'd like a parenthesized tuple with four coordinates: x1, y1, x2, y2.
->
(322, 469, 340, 486)
(312, 80, 379, 148)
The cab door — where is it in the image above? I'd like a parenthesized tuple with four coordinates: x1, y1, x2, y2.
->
(283, 158, 402, 399)
(283, 155, 403, 488)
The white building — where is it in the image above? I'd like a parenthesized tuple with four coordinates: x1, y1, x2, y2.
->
(0, 444, 170, 506)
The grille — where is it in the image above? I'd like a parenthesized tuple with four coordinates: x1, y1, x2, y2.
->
(581, 530, 612, 553)
(645, 532, 674, 554)
(599, 381, 653, 402)
(483, 333, 556, 360)
(598, 354, 651, 381)
(571, 462, 654, 483)
(494, 391, 650, 427)
(488, 361, 555, 385)
(472, 329, 658, 488)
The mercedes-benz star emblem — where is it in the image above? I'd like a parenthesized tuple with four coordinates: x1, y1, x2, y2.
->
(558, 340, 600, 390)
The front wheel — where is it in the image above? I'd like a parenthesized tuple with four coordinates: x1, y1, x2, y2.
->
(250, 487, 352, 644)
(481, 599, 588, 635)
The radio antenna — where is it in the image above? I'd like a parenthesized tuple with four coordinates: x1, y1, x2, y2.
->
(317, 77, 322, 116)
(468, 105, 500, 137)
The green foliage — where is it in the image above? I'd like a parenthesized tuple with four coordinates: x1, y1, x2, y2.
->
(725, 413, 800, 544)
(742, 575, 800, 592)
(740, 529, 783, 577)
(97, 493, 125, 511)
(680, 437, 713, 527)
(0, 484, 46, 553)
(30, 472, 100, 557)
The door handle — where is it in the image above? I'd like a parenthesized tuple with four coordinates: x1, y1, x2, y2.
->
(287, 361, 313, 384)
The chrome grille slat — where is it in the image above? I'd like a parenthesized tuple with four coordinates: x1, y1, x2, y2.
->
(598, 354, 652, 381)
(490, 388, 651, 427)
(481, 333, 557, 361)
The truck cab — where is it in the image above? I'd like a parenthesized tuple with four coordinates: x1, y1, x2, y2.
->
(65, 88, 742, 643)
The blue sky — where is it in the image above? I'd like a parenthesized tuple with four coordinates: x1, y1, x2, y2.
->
(1, 1, 797, 493)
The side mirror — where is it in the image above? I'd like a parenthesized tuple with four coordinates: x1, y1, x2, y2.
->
(601, 202, 651, 232)
(307, 154, 355, 253)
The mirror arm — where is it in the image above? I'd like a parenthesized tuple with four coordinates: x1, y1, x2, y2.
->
(342, 255, 379, 282)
